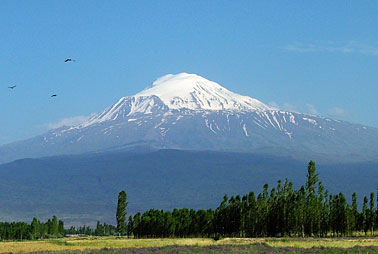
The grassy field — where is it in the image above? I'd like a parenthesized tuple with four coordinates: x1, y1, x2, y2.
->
(1, 237, 378, 253)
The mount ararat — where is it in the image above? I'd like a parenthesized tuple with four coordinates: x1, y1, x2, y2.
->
(1, 73, 378, 225)
(1, 73, 377, 164)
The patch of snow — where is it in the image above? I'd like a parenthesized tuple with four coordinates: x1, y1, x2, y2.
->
(271, 112, 282, 130)
(289, 113, 297, 125)
(209, 124, 217, 134)
(214, 122, 220, 131)
(285, 131, 292, 139)
(303, 117, 317, 125)
(226, 114, 231, 130)
(263, 112, 276, 129)
(161, 127, 170, 136)
(253, 120, 266, 129)
(242, 124, 249, 136)
(205, 119, 217, 134)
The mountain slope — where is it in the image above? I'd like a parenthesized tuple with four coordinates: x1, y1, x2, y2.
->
(0, 149, 377, 226)
(0, 73, 377, 164)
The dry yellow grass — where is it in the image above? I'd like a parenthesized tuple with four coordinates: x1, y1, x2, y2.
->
(222, 237, 378, 248)
(0, 237, 215, 253)
(265, 237, 378, 249)
(1, 236, 378, 253)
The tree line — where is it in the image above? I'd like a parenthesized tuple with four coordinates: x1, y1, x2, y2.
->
(65, 222, 117, 236)
(64, 190, 127, 236)
(0, 216, 118, 240)
(119, 161, 378, 238)
(0, 216, 64, 240)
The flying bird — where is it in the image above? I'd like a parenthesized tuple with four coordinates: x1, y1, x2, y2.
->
(8, 85, 16, 89)
(64, 58, 76, 62)
(51, 94, 57, 97)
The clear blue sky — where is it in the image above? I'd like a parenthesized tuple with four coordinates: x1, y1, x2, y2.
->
(1, 0, 377, 144)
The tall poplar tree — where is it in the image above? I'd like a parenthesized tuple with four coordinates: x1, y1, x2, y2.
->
(351, 192, 358, 233)
(52, 215, 59, 236)
(376, 188, 378, 231)
(31, 217, 40, 239)
(58, 220, 64, 236)
(116, 190, 127, 236)
(362, 196, 369, 235)
(127, 215, 134, 237)
(369, 192, 376, 235)
(305, 160, 318, 236)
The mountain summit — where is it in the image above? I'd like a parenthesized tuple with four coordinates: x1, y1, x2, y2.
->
(0, 73, 377, 164)
(136, 73, 271, 112)
(82, 73, 271, 127)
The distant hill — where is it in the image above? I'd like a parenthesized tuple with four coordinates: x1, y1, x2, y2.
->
(0, 149, 376, 227)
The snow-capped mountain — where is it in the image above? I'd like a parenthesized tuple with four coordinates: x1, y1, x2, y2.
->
(1, 73, 377, 164)
(80, 73, 271, 127)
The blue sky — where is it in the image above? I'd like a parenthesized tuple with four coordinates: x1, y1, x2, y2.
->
(0, 0, 377, 144)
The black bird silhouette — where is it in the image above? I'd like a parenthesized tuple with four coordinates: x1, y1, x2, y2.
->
(8, 85, 16, 89)
(51, 94, 57, 97)
(64, 58, 75, 62)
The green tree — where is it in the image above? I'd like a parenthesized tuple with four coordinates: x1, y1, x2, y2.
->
(52, 215, 59, 236)
(116, 190, 127, 236)
(376, 188, 378, 233)
(58, 220, 64, 236)
(320, 190, 329, 237)
(31, 217, 40, 239)
(127, 215, 134, 237)
(337, 193, 348, 236)
(245, 191, 256, 237)
(305, 160, 318, 236)
(296, 186, 306, 237)
(95, 221, 103, 236)
(369, 192, 376, 235)
(351, 192, 358, 234)
(214, 195, 228, 236)
(362, 196, 369, 235)
(47, 219, 52, 235)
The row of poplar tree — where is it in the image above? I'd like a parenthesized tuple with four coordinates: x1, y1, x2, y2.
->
(0, 216, 64, 240)
(116, 161, 378, 238)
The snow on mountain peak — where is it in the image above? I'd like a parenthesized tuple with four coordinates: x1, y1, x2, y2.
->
(78, 73, 271, 128)
(135, 73, 271, 112)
